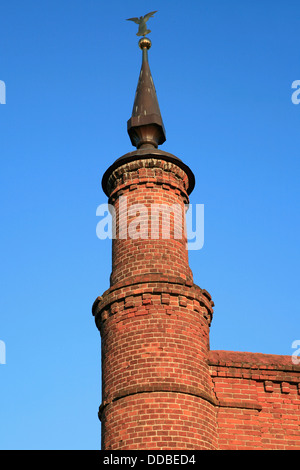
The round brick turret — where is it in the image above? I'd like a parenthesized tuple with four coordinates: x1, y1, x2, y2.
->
(92, 36, 218, 450)
(93, 147, 218, 450)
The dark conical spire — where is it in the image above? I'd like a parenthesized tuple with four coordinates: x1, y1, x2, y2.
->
(127, 37, 166, 149)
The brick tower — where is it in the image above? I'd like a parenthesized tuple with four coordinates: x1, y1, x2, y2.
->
(92, 36, 217, 450)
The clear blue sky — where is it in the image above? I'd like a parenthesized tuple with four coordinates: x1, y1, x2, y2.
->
(0, 0, 299, 450)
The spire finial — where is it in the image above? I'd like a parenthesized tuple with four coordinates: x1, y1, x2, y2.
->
(138, 37, 152, 50)
(126, 13, 166, 149)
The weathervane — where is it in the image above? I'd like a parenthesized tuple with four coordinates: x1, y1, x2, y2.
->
(126, 11, 157, 47)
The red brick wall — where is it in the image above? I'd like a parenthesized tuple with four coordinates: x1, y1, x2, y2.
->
(209, 351, 300, 450)
(108, 158, 192, 285)
(100, 392, 218, 450)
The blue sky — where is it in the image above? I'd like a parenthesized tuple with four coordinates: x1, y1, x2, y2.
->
(0, 0, 299, 450)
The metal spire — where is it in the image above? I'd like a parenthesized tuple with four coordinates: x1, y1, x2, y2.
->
(127, 17, 166, 148)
